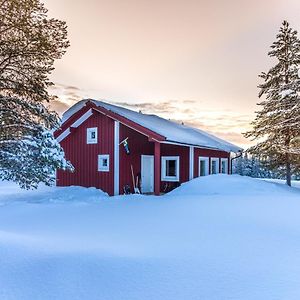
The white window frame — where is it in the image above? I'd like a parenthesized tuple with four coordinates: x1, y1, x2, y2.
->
(87, 127, 98, 144)
(161, 156, 180, 182)
(198, 156, 209, 176)
(210, 157, 220, 175)
(98, 154, 109, 172)
(221, 158, 228, 174)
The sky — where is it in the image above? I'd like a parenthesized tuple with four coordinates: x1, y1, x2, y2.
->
(43, 0, 300, 148)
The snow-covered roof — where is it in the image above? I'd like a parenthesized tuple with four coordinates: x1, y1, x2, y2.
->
(62, 99, 242, 153)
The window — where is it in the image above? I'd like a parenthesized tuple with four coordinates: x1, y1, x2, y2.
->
(161, 156, 180, 181)
(98, 154, 109, 172)
(199, 157, 209, 176)
(87, 127, 98, 144)
(221, 158, 228, 174)
(210, 158, 219, 174)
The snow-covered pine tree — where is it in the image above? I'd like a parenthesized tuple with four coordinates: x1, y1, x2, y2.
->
(232, 154, 244, 175)
(0, 0, 73, 188)
(244, 21, 300, 186)
(243, 152, 253, 177)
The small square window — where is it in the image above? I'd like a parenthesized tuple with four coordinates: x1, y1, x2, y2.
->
(161, 156, 180, 181)
(87, 127, 98, 144)
(98, 154, 109, 172)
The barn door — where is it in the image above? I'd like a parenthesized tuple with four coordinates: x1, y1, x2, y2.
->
(141, 155, 154, 193)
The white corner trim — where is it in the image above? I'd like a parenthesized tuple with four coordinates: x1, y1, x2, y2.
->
(71, 109, 93, 128)
(56, 128, 71, 143)
(56, 109, 94, 143)
(114, 121, 120, 195)
(189, 146, 194, 180)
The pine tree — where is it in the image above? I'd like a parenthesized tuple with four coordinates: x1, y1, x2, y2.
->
(0, 0, 73, 188)
(232, 154, 244, 175)
(244, 21, 300, 186)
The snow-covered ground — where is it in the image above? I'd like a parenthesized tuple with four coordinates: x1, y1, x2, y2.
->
(0, 175, 300, 300)
(260, 177, 300, 189)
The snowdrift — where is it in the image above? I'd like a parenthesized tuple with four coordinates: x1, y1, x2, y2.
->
(1, 181, 108, 204)
(0, 176, 300, 300)
(168, 174, 299, 196)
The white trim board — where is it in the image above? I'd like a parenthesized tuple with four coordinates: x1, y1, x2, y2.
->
(189, 146, 194, 180)
(57, 109, 94, 143)
(56, 128, 71, 143)
(114, 121, 120, 195)
(160, 140, 229, 152)
(71, 109, 93, 128)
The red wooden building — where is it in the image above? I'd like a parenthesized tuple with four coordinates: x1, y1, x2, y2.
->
(55, 100, 242, 196)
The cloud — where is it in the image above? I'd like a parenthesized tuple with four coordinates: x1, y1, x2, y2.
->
(48, 99, 70, 116)
(48, 83, 84, 111)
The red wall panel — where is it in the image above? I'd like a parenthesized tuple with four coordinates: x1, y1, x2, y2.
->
(119, 124, 154, 193)
(193, 148, 230, 178)
(160, 143, 190, 191)
(57, 111, 115, 195)
(57, 106, 232, 196)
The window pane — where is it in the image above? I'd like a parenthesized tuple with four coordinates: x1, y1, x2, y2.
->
(166, 160, 176, 177)
(200, 160, 206, 176)
(91, 131, 96, 139)
(212, 161, 217, 174)
(221, 161, 226, 173)
(102, 159, 108, 167)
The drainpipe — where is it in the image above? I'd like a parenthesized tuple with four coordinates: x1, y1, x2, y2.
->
(230, 150, 243, 174)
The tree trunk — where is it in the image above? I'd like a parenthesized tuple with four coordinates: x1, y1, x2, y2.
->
(286, 156, 292, 186)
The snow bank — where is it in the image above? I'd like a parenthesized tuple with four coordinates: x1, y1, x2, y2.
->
(0, 176, 300, 300)
(0, 181, 108, 204)
(259, 178, 300, 189)
(168, 174, 299, 196)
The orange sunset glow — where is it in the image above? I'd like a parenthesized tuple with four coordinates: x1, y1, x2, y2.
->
(44, 0, 300, 148)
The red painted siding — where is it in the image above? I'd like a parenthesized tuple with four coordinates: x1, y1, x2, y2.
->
(55, 104, 94, 138)
(119, 123, 154, 193)
(193, 148, 230, 177)
(160, 143, 190, 191)
(57, 111, 115, 195)
(56, 103, 232, 196)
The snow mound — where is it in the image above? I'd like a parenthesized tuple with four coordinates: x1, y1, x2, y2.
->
(0, 181, 108, 204)
(0, 177, 300, 299)
(167, 174, 298, 196)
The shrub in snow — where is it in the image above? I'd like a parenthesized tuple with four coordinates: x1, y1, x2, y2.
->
(0, 126, 73, 189)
